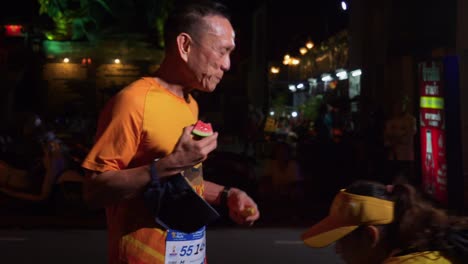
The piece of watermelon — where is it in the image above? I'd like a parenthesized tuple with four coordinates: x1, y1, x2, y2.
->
(192, 120, 213, 138)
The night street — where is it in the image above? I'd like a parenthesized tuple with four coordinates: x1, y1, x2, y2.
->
(0, 227, 343, 264)
(1, 0, 468, 263)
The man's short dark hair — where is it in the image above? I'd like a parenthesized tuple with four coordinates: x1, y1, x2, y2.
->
(163, 0, 231, 50)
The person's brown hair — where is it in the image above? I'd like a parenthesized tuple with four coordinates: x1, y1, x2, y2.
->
(346, 180, 468, 263)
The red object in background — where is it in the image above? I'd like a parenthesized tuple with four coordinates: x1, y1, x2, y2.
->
(418, 61, 447, 204)
(328, 80, 338, 89)
(4, 25, 24, 37)
(81, 58, 93, 65)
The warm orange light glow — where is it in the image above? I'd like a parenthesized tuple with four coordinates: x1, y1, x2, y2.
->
(291, 58, 300, 65)
(283, 55, 300, 66)
(299, 47, 307, 55)
(306, 41, 314, 49)
(316, 54, 328, 62)
(270, 67, 280, 74)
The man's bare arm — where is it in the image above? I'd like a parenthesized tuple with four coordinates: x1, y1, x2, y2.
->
(84, 127, 218, 208)
(83, 155, 181, 208)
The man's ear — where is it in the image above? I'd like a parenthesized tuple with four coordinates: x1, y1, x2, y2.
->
(364, 225, 380, 248)
(176, 33, 192, 62)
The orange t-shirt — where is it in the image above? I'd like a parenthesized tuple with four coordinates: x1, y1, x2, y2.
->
(82, 77, 203, 264)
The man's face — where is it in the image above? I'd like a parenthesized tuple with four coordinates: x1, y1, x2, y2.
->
(187, 15, 235, 92)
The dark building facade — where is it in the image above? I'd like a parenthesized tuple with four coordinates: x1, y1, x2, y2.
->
(349, 0, 468, 210)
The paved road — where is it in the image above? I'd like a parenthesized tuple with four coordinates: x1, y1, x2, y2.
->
(0, 227, 343, 264)
(207, 227, 343, 264)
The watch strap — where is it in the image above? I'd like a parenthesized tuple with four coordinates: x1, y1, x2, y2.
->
(220, 186, 231, 207)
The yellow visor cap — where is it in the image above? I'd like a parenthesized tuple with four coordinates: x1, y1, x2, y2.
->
(302, 189, 394, 248)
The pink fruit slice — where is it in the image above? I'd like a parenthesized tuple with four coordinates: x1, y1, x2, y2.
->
(192, 120, 213, 137)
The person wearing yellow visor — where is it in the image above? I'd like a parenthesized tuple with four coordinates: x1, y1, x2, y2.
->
(301, 180, 468, 264)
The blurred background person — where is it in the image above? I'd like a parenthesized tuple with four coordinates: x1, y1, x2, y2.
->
(384, 96, 417, 185)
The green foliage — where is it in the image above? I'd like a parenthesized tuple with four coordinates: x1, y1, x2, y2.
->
(154, 16, 166, 48)
(38, 0, 173, 44)
(147, 0, 174, 48)
(38, 0, 114, 40)
(299, 94, 323, 121)
(271, 92, 288, 117)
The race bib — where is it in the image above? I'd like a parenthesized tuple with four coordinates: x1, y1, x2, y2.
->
(165, 227, 206, 264)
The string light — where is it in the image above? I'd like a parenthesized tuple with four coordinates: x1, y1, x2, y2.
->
(341, 1, 348, 11)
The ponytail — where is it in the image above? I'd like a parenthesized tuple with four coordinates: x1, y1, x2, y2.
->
(443, 217, 468, 263)
(389, 183, 468, 263)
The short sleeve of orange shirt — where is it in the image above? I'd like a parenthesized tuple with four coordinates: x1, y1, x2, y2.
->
(82, 77, 199, 173)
